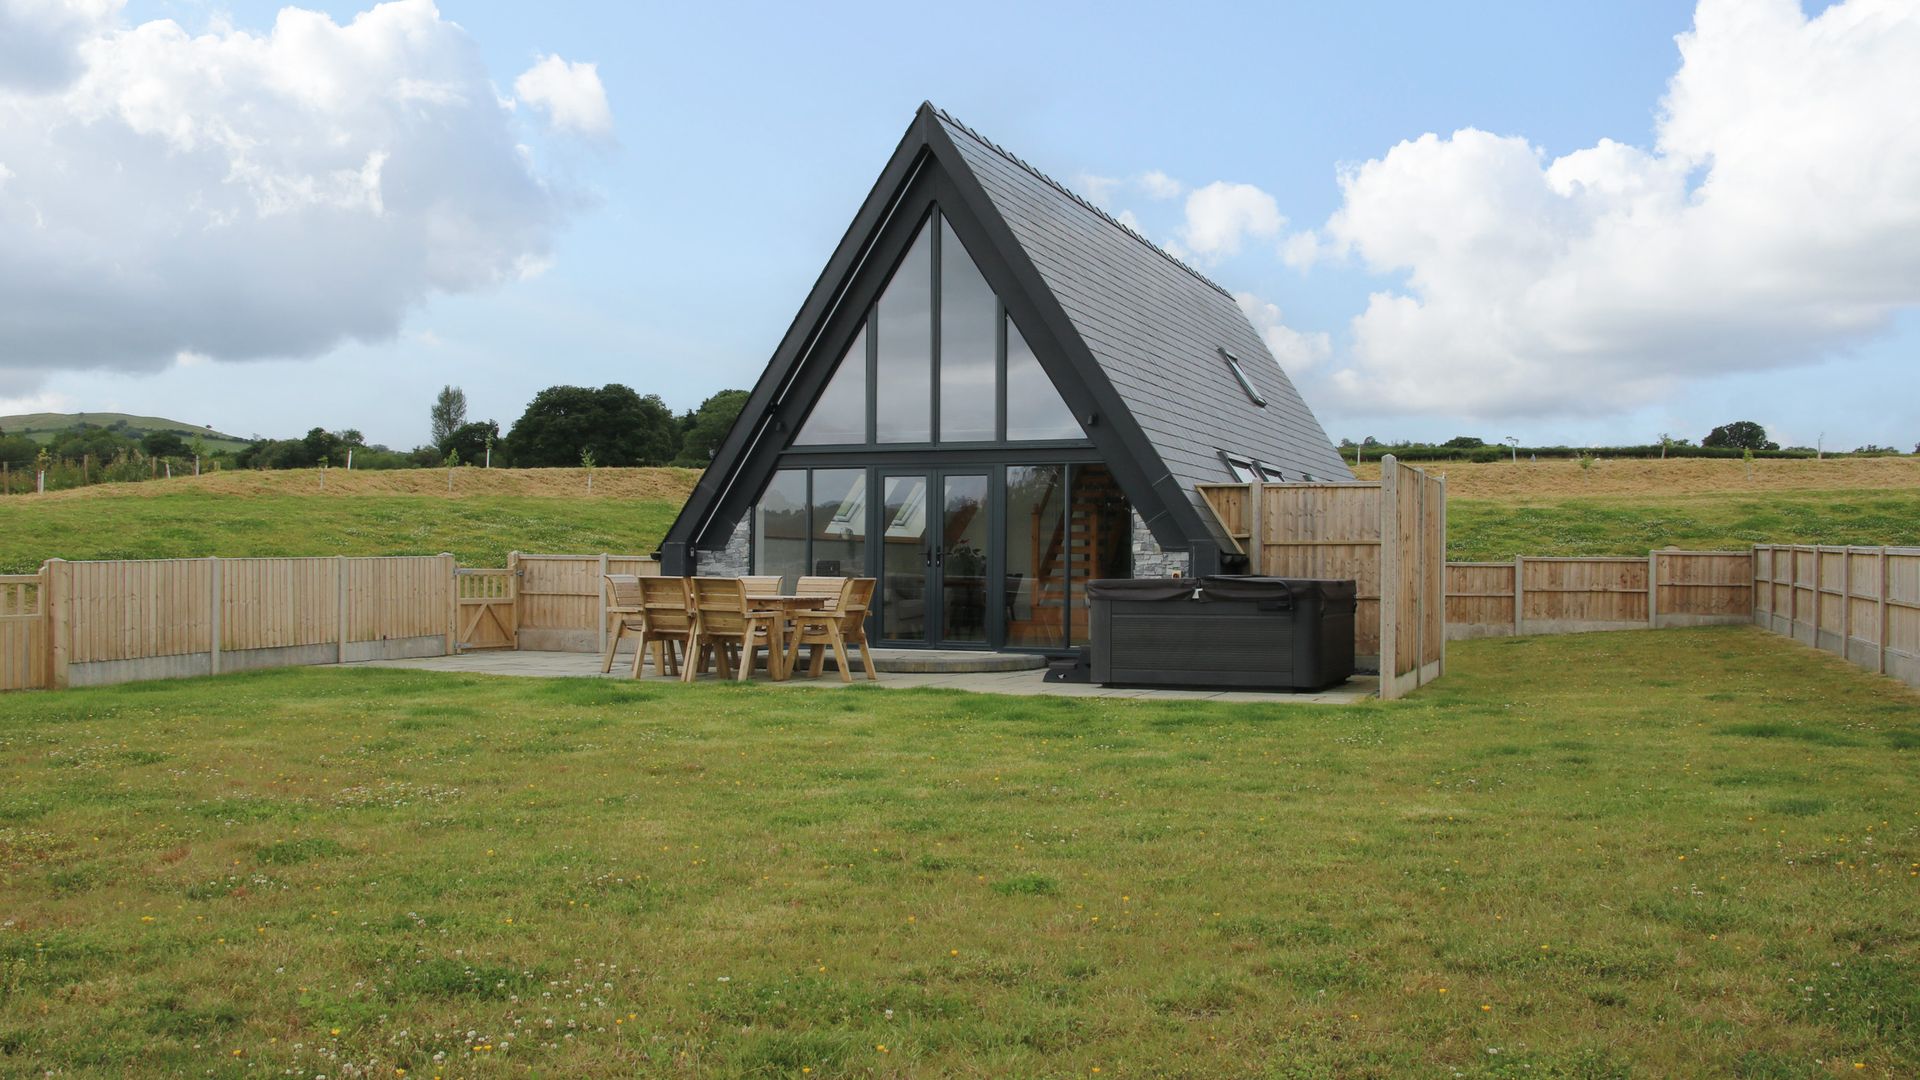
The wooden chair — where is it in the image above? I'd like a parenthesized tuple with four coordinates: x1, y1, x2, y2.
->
(786, 577, 878, 683)
(686, 578, 780, 682)
(796, 575, 846, 605)
(633, 576, 696, 678)
(740, 575, 784, 595)
(601, 574, 646, 674)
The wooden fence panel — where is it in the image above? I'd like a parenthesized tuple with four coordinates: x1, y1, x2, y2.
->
(1253, 485, 1383, 660)
(1446, 563, 1515, 637)
(1445, 550, 1751, 641)
(68, 558, 213, 663)
(511, 553, 660, 652)
(1750, 545, 1920, 693)
(221, 558, 336, 652)
(345, 556, 448, 644)
(0, 572, 48, 691)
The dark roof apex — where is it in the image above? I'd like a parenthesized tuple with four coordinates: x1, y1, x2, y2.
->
(928, 105, 1232, 300)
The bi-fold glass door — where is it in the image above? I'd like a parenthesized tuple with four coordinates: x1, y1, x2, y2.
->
(877, 470, 990, 647)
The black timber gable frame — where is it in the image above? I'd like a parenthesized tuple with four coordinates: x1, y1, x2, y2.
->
(662, 104, 1227, 576)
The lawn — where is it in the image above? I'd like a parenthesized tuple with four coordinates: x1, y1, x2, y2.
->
(2, 628, 1916, 1077)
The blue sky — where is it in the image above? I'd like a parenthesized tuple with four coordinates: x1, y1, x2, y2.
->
(3, 0, 1915, 453)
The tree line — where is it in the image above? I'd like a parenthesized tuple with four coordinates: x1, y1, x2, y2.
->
(1340, 421, 1916, 464)
(0, 383, 749, 495)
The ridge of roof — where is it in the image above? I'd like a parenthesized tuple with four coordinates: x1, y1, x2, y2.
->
(929, 105, 1233, 301)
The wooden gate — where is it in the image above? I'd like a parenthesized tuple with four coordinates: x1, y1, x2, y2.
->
(456, 568, 517, 651)
(0, 570, 50, 690)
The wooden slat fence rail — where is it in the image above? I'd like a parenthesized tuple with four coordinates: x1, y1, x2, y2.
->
(1445, 551, 1753, 639)
(1753, 544, 1920, 690)
(1199, 454, 1446, 701)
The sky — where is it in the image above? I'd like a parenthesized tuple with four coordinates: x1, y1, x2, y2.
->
(0, 0, 1916, 453)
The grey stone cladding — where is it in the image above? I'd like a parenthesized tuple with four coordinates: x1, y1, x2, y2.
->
(697, 515, 751, 577)
(1130, 509, 1190, 580)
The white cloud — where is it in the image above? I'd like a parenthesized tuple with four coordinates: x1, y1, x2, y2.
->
(513, 53, 612, 137)
(1076, 173, 1121, 208)
(1139, 169, 1183, 199)
(1307, 0, 1920, 417)
(0, 0, 593, 393)
(1235, 292, 1330, 373)
(0, 0, 120, 92)
(1177, 181, 1285, 260)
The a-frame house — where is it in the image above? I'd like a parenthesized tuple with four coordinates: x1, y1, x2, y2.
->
(661, 103, 1352, 652)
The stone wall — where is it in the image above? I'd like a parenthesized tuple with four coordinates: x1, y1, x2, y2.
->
(1130, 510, 1190, 580)
(696, 516, 751, 577)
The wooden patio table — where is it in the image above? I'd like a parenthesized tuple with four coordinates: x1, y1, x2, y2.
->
(744, 593, 839, 681)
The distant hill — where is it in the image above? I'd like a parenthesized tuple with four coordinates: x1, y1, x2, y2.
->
(0, 412, 252, 451)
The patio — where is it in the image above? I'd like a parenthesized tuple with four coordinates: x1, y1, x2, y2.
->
(346, 648, 1379, 703)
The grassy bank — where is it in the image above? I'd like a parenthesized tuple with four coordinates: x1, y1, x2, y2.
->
(1, 462, 1915, 571)
(1448, 488, 1920, 562)
(0, 468, 700, 573)
(2, 627, 1916, 1076)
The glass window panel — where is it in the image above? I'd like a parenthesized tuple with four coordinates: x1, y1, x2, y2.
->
(880, 474, 928, 641)
(1004, 465, 1066, 648)
(939, 474, 990, 643)
(810, 468, 867, 577)
(1005, 318, 1081, 440)
(1068, 463, 1133, 646)
(794, 327, 867, 445)
(875, 221, 933, 443)
(752, 469, 809, 592)
(938, 219, 998, 442)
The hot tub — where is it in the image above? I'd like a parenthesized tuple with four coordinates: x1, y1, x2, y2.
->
(1086, 576, 1356, 691)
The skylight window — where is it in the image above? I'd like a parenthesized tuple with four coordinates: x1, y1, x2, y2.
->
(1220, 451, 1284, 483)
(1220, 348, 1266, 407)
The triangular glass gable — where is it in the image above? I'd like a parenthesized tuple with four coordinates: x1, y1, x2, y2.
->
(874, 220, 933, 443)
(938, 218, 997, 442)
(1004, 317, 1081, 440)
(793, 325, 867, 445)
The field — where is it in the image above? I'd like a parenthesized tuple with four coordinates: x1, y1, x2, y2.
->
(1, 459, 1916, 572)
(1, 627, 1916, 1076)
(0, 468, 701, 573)
(1350, 458, 1920, 562)
(0, 411, 251, 453)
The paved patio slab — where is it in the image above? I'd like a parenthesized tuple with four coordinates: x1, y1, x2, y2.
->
(346, 649, 1378, 704)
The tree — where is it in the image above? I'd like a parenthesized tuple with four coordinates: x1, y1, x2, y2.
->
(1441, 435, 1485, 450)
(442, 420, 500, 467)
(505, 384, 679, 467)
(1702, 421, 1777, 452)
(430, 385, 468, 449)
(141, 431, 189, 459)
(672, 389, 749, 466)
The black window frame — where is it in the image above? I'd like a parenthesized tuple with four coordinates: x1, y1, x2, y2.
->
(1220, 347, 1267, 407)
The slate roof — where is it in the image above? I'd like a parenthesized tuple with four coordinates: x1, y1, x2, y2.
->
(931, 107, 1355, 516)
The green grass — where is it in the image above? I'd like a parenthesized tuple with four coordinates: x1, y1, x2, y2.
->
(0, 492, 683, 572)
(1449, 489, 1920, 561)
(2, 627, 1916, 1076)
